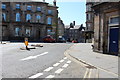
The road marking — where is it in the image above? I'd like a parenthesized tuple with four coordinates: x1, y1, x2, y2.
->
(55, 68, 63, 74)
(44, 67, 53, 72)
(40, 52, 48, 56)
(67, 60, 71, 64)
(21, 56, 37, 61)
(20, 52, 48, 61)
(29, 73, 43, 78)
(64, 57, 67, 60)
(59, 60, 64, 63)
(62, 64, 69, 68)
(53, 63, 60, 67)
(88, 69, 92, 78)
(83, 68, 89, 79)
(46, 75, 55, 78)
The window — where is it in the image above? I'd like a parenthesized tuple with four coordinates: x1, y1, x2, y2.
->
(48, 10, 52, 14)
(47, 29, 52, 35)
(16, 4, 20, 9)
(86, 4, 91, 11)
(47, 17, 52, 24)
(16, 13, 20, 22)
(36, 15, 41, 22)
(26, 14, 31, 22)
(2, 13, 6, 21)
(26, 28, 30, 36)
(87, 14, 91, 20)
(2, 4, 6, 9)
(110, 17, 119, 24)
(15, 27, 20, 36)
(37, 7, 41, 11)
(27, 6, 32, 10)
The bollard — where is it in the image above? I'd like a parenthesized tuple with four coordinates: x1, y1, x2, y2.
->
(24, 38, 28, 50)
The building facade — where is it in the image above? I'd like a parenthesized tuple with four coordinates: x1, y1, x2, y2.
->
(65, 25, 85, 43)
(93, 2, 120, 55)
(58, 17, 65, 38)
(1, 1, 58, 42)
(85, 2, 94, 43)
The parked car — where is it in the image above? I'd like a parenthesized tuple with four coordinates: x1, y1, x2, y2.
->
(58, 37, 66, 43)
(43, 36, 56, 43)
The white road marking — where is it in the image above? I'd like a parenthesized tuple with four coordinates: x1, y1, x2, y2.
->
(59, 59, 64, 63)
(46, 75, 55, 78)
(55, 68, 63, 74)
(44, 67, 53, 72)
(64, 57, 67, 60)
(67, 60, 71, 64)
(40, 52, 48, 56)
(53, 63, 60, 67)
(20, 52, 48, 61)
(62, 64, 69, 68)
(83, 68, 89, 79)
(29, 73, 43, 79)
(21, 56, 37, 61)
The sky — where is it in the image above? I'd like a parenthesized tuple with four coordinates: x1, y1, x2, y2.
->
(48, 1, 86, 26)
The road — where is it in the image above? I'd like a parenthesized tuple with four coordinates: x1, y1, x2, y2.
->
(1, 43, 87, 78)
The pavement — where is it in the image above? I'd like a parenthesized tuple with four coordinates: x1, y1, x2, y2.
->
(64, 43, 119, 78)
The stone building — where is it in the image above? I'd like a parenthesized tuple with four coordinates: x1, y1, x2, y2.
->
(85, 2, 94, 43)
(58, 17, 65, 38)
(1, 1, 58, 42)
(92, 2, 120, 55)
(65, 25, 85, 42)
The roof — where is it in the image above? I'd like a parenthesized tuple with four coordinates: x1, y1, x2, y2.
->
(65, 25, 81, 29)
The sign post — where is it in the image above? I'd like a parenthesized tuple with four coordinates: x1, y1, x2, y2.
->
(24, 38, 28, 50)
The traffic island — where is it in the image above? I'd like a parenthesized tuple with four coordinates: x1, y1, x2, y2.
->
(20, 46, 36, 50)
(31, 44, 43, 47)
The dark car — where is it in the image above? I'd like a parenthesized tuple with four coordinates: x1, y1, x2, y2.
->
(43, 36, 56, 43)
(58, 37, 66, 43)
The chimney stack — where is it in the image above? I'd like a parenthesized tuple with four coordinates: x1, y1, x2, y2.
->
(73, 21, 75, 26)
(53, 0, 56, 6)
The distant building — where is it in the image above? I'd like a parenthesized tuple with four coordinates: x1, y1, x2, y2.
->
(92, 2, 120, 55)
(1, 1, 58, 41)
(65, 25, 85, 43)
(85, 2, 94, 43)
(58, 17, 65, 39)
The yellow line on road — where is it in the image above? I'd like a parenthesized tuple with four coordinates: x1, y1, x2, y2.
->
(83, 68, 89, 80)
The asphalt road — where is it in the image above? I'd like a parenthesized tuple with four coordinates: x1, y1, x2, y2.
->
(1, 43, 86, 78)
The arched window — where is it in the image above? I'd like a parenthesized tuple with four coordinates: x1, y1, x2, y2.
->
(16, 13, 20, 22)
(2, 13, 6, 21)
(26, 14, 31, 22)
(47, 17, 52, 24)
(36, 15, 41, 22)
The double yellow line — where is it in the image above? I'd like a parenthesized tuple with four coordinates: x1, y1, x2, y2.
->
(83, 68, 99, 80)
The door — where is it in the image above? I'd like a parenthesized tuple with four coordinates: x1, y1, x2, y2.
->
(109, 28, 119, 53)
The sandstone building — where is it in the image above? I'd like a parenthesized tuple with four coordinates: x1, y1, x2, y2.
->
(1, 1, 58, 41)
(92, 2, 120, 55)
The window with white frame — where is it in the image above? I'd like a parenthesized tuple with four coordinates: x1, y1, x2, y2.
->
(27, 6, 32, 10)
(2, 13, 6, 21)
(26, 28, 30, 36)
(37, 7, 41, 11)
(109, 16, 119, 24)
(2, 4, 6, 9)
(47, 17, 52, 24)
(16, 13, 20, 22)
(26, 14, 31, 22)
(48, 10, 52, 14)
(36, 15, 41, 22)
(15, 27, 20, 36)
(16, 4, 20, 9)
